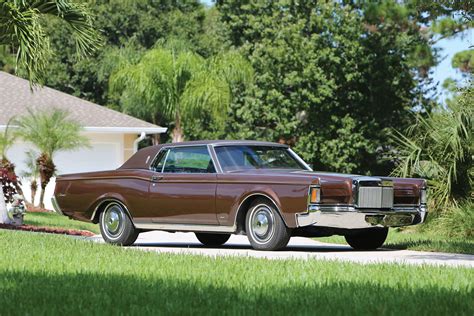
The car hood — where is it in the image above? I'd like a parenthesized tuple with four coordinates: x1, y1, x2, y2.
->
(226, 169, 359, 181)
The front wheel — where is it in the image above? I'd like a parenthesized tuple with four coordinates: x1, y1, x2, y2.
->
(99, 202, 139, 246)
(344, 228, 388, 250)
(245, 198, 291, 251)
(195, 233, 230, 247)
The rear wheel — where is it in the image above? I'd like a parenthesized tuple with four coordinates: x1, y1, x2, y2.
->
(195, 233, 230, 247)
(245, 198, 291, 251)
(344, 228, 388, 250)
(99, 202, 139, 246)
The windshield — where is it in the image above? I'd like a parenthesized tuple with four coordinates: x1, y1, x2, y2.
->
(214, 145, 306, 172)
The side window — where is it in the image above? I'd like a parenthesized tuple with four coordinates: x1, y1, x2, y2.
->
(150, 149, 168, 172)
(163, 146, 215, 173)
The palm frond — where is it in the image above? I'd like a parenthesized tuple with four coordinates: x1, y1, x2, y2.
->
(109, 44, 254, 140)
(391, 83, 473, 211)
(19, 149, 39, 178)
(0, 0, 100, 83)
(0, 117, 18, 160)
(14, 108, 89, 159)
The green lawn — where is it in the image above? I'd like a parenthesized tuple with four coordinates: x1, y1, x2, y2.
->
(317, 228, 474, 255)
(24, 212, 100, 234)
(0, 230, 473, 315)
(22, 213, 474, 255)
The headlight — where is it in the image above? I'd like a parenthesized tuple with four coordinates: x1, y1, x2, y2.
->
(308, 186, 320, 204)
(420, 188, 427, 204)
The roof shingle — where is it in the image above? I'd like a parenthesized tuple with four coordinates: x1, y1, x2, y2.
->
(0, 71, 166, 133)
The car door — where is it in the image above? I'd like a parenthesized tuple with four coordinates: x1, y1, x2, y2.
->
(147, 145, 218, 225)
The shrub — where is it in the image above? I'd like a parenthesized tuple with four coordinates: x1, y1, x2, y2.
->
(392, 84, 473, 213)
(430, 201, 474, 238)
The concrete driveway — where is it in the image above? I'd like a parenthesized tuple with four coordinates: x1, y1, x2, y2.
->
(88, 231, 474, 268)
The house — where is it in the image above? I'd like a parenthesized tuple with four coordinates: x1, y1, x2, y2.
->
(0, 71, 167, 209)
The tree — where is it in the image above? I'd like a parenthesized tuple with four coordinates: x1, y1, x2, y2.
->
(216, 1, 435, 175)
(110, 45, 253, 142)
(15, 109, 89, 208)
(0, 0, 209, 106)
(392, 84, 473, 211)
(0, 0, 100, 83)
(20, 150, 39, 205)
(452, 50, 474, 75)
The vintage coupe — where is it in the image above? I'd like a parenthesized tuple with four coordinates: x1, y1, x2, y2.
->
(53, 140, 427, 250)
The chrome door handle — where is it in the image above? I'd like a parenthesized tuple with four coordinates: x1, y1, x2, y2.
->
(151, 175, 162, 182)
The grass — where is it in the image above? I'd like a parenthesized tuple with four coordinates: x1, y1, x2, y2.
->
(0, 230, 473, 315)
(22, 213, 474, 254)
(24, 212, 100, 234)
(317, 227, 474, 255)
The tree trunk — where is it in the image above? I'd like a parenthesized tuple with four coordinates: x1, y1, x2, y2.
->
(151, 134, 160, 145)
(0, 183, 11, 224)
(172, 114, 184, 143)
(31, 179, 37, 206)
(37, 154, 55, 209)
(39, 187, 46, 209)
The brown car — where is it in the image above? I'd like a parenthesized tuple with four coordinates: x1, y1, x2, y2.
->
(52, 140, 427, 250)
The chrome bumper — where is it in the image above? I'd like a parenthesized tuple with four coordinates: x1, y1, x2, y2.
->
(296, 205, 427, 229)
(51, 197, 64, 215)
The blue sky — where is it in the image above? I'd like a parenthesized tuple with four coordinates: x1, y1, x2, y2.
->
(432, 29, 472, 101)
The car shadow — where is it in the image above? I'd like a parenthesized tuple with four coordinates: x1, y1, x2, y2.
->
(131, 242, 397, 253)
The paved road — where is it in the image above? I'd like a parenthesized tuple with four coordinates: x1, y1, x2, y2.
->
(88, 231, 474, 268)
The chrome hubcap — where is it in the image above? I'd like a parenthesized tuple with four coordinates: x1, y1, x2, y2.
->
(104, 205, 123, 237)
(250, 206, 274, 243)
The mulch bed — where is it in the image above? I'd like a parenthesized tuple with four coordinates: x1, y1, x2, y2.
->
(0, 223, 95, 237)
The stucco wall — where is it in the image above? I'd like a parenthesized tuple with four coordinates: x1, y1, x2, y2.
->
(123, 133, 137, 161)
(6, 132, 126, 210)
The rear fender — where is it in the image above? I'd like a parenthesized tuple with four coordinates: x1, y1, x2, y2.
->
(88, 193, 131, 223)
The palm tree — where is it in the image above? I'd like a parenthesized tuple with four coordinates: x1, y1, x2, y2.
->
(392, 84, 473, 212)
(0, 0, 100, 83)
(20, 150, 40, 205)
(110, 45, 253, 142)
(15, 109, 89, 208)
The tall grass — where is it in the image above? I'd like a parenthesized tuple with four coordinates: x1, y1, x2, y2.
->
(432, 201, 474, 238)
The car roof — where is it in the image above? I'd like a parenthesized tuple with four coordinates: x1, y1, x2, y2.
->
(119, 140, 288, 170)
(158, 140, 288, 147)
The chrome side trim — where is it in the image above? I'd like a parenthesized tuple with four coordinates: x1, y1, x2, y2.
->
(51, 197, 64, 216)
(134, 222, 236, 233)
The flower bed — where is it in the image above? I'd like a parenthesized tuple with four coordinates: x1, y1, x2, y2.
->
(0, 223, 95, 237)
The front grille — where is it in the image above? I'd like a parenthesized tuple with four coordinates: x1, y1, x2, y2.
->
(356, 181, 393, 209)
